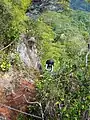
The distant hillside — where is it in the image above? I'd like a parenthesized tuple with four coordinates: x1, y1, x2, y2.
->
(70, 0, 90, 12)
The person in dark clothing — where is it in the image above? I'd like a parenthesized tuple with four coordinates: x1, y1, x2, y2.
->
(46, 59, 54, 72)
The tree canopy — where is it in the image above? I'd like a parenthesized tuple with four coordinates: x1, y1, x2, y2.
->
(0, 0, 90, 119)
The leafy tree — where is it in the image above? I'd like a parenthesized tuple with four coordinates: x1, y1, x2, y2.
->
(0, 0, 31, 71)
(0, 1, 12, 46)
(36, 51, 90, 120)
(32, 7, 90, 120)
(0, 0, 31, 47)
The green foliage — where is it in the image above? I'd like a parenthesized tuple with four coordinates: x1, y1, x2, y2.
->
(1, 1, 88, 119)
(27, 19, 58, 70)
(70, 10, 90, 35)
(58, 0, 70, 9)
(0, 61, 11, 72)
(0, 0, 31, 70)
(31, 8, 90, 120)
(36, 20, 55, 41)
(17, 114, 25, 120)
(0, 0, 31, 46)
(27, 10, 89, 72)
(0, 1, 12, 45)
(10, 52, 22, 68)
(36, 58, 90, 119)
(0, 51, 21, 71)
(40, 11, 90, 42)
(32, 10, 88, 71)
(85, 0, 90, 3)
(0, 52, 11, 71)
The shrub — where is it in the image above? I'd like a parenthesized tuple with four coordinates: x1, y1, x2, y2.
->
(36, 59, 90, 120)
(0, 0, 31, 47)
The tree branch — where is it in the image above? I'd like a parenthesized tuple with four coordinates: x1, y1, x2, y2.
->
(23, 95, 44, 120)
(0, 103, 42, 119)
(0, 41, 15, 51)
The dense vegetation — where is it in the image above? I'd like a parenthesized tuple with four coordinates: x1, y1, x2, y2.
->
(0, 0, 31, 45)
(0, 0, 90, 120)
(0, 0, 31, 71)
(34, 10, 90, 120)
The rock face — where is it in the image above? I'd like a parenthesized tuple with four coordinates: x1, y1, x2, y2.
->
(17, 35, 40, 70)
(26, 0, 63, 19)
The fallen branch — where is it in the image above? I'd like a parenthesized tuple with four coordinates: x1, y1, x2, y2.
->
(0, 41, 15, 51)
(0, 103, 42, 119)
(23, 95, 44, 120)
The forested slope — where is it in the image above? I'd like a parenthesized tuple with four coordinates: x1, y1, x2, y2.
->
(0, 0, 90, 120)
